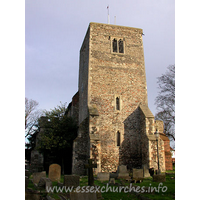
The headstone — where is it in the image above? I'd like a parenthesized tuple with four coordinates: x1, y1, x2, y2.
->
(70, 191, 97, 200)
(132, 168, 144, 183)
(153, 174, 166, 182)
(132, 168, 143, 178)
(97, 172, 110, 181)
(38, 177, 52, 189)
(32, 171, 46, 184)
(30, 150, 44, 173)
(64, 175, 80, 187)
(143, 165, 150, 177)
(117, 165, 130, 179)
(48, 164, 61, 182)
(84, 159, 97, 186)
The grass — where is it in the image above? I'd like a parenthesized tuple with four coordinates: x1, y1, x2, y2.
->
(27, 169, 175, 200)
(133, 173, 175, 200)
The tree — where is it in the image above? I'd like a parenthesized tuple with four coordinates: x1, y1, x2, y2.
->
(25, 97, 41, 138)
(36, 102, 78, 174)
(155, 65, 175, 141)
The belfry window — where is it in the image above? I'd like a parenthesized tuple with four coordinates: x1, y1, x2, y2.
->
(118, 39, 124, 53)
(112, 38, 124, 53)
(117, 131, 121, 146)
(113, 39, 118, 52)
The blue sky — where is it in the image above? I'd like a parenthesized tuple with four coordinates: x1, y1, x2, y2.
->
(25, 0, 175, 115)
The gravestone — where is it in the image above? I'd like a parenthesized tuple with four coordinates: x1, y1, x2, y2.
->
(32, 171, 46, 184)
(153, 174, 166, 182)
(117, 165, 130, 179)
(97, 172, 110, 181)
(38, 177, 52, 189)
(143, 165, 150, 177)
(30, 150, 44, 173)
(70, 191, 97, 200)
(132, 168, 143, 178)
(64, 175, 80, 187)
(48, 164, 61, 182)
(85, 159, 97, 186)
(132, 168, 144, 183)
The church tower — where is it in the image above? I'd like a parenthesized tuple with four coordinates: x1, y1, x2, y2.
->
(71, 23, 170, 175)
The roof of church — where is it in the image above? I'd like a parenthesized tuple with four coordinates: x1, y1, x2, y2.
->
(139, 105, 154, 118)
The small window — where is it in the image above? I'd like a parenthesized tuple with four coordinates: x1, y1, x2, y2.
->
(116, 97, 120, 110)
(118, 39, 124, 53)
(113, 39, 117, 53)
(117, 131, 121, 146)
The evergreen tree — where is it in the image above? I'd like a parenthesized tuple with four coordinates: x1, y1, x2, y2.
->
(37, 102, 78, 174)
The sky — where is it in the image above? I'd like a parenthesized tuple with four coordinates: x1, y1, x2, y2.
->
(25, 0, 175, 116)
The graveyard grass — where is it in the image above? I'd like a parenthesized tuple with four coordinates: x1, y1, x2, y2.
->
(28, 170, 175, 200)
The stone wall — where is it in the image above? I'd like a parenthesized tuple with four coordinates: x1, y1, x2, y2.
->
(66, 92, 79, 124)
(139, 108, 167, 172)
(87, 23, 148, 172)
(78, 27, 90, 124)
(72, 117, 90, 175)
(72, 23, 171, 175)
(148, 137, 166, 172)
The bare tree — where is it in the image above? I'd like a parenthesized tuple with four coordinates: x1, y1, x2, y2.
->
(25, 97, 41, 138)
(155, 65, 175, 141)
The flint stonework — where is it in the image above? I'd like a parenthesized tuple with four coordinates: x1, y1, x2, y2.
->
(67, 23, 172, 175)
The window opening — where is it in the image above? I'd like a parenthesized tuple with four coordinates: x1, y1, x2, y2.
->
(117, 131, 121, 146)
(113, 39, 117, 53)
(118, 39, 124, 53)
(116, 97, 120, 110)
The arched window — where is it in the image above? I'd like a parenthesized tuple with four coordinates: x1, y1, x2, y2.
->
(116, 97, 120, 110)
(117, 131, 121, 146)
(112, 39, 117, 52)
(111, 38, 124, 53)
(118, 39, 124, 53)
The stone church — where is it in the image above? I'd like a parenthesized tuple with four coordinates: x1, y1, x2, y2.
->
(67, 22, 172, 175)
